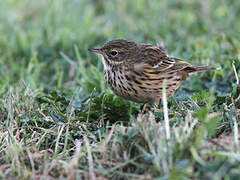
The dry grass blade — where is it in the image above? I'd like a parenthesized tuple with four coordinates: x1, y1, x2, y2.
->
(84, 136, 96, 180)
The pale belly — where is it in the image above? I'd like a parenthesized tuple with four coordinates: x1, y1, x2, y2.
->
(103, 68, 182, 106)
(103, 69, 158, 104)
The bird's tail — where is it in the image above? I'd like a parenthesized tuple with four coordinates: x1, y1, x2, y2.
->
(184, 66, 216, 73)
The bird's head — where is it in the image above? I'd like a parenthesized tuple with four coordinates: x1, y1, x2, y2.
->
(89, 39, 138, 67)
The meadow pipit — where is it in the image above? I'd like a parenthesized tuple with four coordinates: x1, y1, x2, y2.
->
(89, 39, 215, 109)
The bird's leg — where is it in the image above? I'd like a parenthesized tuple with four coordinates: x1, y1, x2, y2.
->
(141, 103, 148, 116)
(140, 104, 155, 121)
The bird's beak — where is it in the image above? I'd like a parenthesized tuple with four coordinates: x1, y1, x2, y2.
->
(88, 48, 103, 54)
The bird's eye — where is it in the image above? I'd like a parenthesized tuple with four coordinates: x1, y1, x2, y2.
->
(110, 50, 118, 56)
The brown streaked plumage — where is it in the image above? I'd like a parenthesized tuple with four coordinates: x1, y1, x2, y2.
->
(89, 39, 215, 108)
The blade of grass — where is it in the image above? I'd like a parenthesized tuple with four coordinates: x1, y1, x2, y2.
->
(162, 79, 170, 140)
(54, 124, 65, 157)
(232, 61, 239, 84)
(87, 88, 96, 123)
(84, 136, 96, 180)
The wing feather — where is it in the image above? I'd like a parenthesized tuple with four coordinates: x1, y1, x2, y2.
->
(131, 45, 190, 75)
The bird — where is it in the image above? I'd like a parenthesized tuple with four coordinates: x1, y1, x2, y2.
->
(89, 39, 215, 110)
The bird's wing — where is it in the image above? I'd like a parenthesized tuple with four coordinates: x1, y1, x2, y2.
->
(131, 45, 191, 75)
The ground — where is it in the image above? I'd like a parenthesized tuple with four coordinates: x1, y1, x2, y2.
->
(0, 0, 240, 179)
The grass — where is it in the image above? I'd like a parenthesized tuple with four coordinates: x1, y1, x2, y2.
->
(0, 0, 240, 179)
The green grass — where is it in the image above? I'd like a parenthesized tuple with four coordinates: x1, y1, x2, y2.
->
(0, 0, 240, 179)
